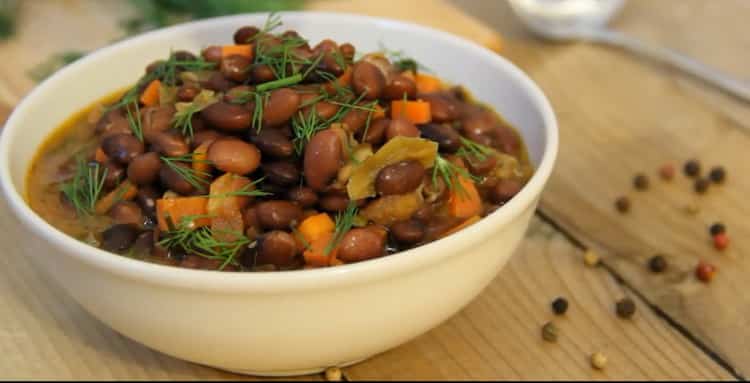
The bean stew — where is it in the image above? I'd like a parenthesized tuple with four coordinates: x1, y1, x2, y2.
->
(26, 15, 533, 271)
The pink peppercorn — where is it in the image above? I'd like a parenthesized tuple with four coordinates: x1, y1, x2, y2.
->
(659, 163, 675, 181)
(713, 233, 729, 251)
(695, 262, 717, 283)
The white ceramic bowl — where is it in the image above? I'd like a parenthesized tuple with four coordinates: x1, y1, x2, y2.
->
(0, 12, 557, 376)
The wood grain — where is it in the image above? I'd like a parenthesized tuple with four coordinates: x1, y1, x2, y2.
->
(485, 0, 750, 376)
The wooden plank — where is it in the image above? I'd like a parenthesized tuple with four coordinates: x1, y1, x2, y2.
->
(484, 0, 750, 376)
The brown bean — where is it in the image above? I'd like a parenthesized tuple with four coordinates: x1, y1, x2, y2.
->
(361, 118, 388, 145)
(177, 83, 201, 102)
(101, 224, 138, 252)
(109, 201, 144, 226)
(255, 230, 298, 267)
(201, 102, 251, 132)
(493, 125, 521, 155)
(340, 106, 369, 134)
(207, 139, 261, 175)
(255, 200, 303, 230)
(412, 204, 434, 222)
(320, 53, 345, 77)
(150, 131, 189, 157)
(234, 26, 260, 44)
(352, 61, 386, 100)
(422, 94, 460, 123)
(491, 179, 523, 204)
(102, 161, 125, 189)
(262, 88, 301, 127)
(141, 105, 176, 142)
(382, 74, 417, 100)
(145, 60, 165, 75)
(340, 43, 356, 61)
(375, 160, 425, 195)
(159, 162, 197, 195)
(127, 152, 161, 185)
(201, 72, 235, 92)
(390, 220, 425, 245)
(424, 216, 463, 241)
(192, 129, 224, 149)
(466, 155, 498, 175)
(301, 100, 340, 121)
(313, 39, 338, 54)
(420, 123, 461, 153)
(221, 54, 252, 82)
(251, 64, 276, 84)
(96, 109, 130, 137)
(319, 193, 350, 213)
(223, 85, 252, 104)
(243, 206, 260, 234)
(172, 50, 197, 62)
(251, 129, 294, 158)
(201, 46, 223, 64)
(263, 161, 300, 186)
(287, 186, 318, 208)
(304, 129, 343, 191)
(136, 186, 160, 217)
(385, 118, 419, 140)
(337, 226, 386, 262)
(102, 133, 144, 164)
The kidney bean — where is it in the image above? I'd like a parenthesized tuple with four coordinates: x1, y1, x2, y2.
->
(466, 155, 498, 175)
(337, 226, 387, 263)
(101, 224, 138, 252)
(102, 133, 144, 164)
(492, 125, 521, 155)
(492, 179, 523, 204)
(221, 54, 252, 82)
(420, 123, 461, 153)
(461, 112, 495, 137)
(207, 139, 261, 175)
(243, 207, 260, 233)
(133, 230, 155, 255)
(160, 162, 197, 195)
(224, 85, 252, 104)
(352, 61, 386, 100)
(255, 230, 298, 267)
(102, 161, 124, 189)
(262, 88, 301, 127)
(127, 152, 161, 185)
(301, 100, 339, 121)
(191, 129, 224, 149)
(304, 129, 343, 191)
(201, 46, 223, 64)
(422, 94, 460, 123)
(287, 186, 318, 208)
(319, 193, 350, 213)
(109, 201, 144, 226)
(256, 200, 303, 230)
(382, 74, 417, 100)
(340, 43, 356, 61)
(385, 118, 419, 140)
(234, 26, 260, 44)
(136, 185, 160, 217)
(95, 109, 131, 137)
(251, 64, 276, 84)
(201, 102, 251, 132)
(375, 161, 425, 196)
(251, 129, 294, 158)
(150, 131, 189, 157)
(263, 161, 300, 186)
(201, 72, 235, 92)
(320, 53, 345, 77)
(313, 39, 338, 54)
(390, 220, 425, 245)
(340, 106, 369, 134)
(361, 118, 388, 145)
(177, 83, 200, 102)
(145, 60, 165, 75)
(412, 204, 434, 222)
(141, 105, 176, 142)
(424, 216, 464, 241)
(172, 50, 197, 62)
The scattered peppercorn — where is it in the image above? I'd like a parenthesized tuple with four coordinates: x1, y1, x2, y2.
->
(552, 297, 569, 315)
(542, 322, 559, 343)
(324, 367, 343, 381)
(648, 255, 667, 273)
(590, 352, 608, 370)
(708, 166, 726, 184)
(659, 163, 675, 181)
(615, 298, 636, 319)
(695, 262, 716, 283)
(713, 233, 729, 251)
(615, 196, 630, 213)
(684, 159, 701, 178)
(633, 174, 650, 191)
(694, 178, 710, 194)
(583, 249, 600, 267)
(709, 222, 725, 236)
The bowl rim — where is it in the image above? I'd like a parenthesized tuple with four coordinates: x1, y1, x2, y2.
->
(0, 11, 558, 293)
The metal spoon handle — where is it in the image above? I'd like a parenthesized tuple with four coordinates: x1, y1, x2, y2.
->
(582, 29, 750, 102)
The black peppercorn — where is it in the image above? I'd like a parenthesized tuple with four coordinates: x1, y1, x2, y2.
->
(708, 166, 726, 184)
(615, 196, 630, 213)
(633, 174, 650, 191)
(694, 178, 710, 194)
(648, 255, 667, 273)
(615, 298, 636, 319)
(684, 159, 701, 178)
(709, 222, 726, 236)
(551, 297, 568, 315)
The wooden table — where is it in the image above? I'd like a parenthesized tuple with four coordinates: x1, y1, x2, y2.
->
(0, 0, 747, 380)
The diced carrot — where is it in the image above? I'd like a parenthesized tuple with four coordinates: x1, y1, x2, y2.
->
(140, 79, 161, 107)
(156, 196, 210, 231)
(206, 173, 252, 238)
(94, 147, 108, 163)
(297, 213, 335, 244)
(390, 99, 431, 124)
(373, 103, 386, 119)
(303, 231, 338, 267)
(323, 66, 352, 95)
(447, 177, 482, 219)
(415, 73, 442, 94)
(192, 141, 212, 174)
(440, 215, 481, 238)
(95, 180, 138, 215)
(221, 44, 254, 59)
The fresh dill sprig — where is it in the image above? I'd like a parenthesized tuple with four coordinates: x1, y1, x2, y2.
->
(291, 108, 320, 155)
(431, 155, 481, 198)
(247, 11, 283, 43)
(201, 178, 271, 199)
(60, 157, 108, 216)
(172, 103, 202, 139)
(158, 214, 250, 270)
(256, 73, 303, 92)
(160, 154, 211, 189)
(377, 42, 430, 73)
(456, 136, 493, 161)
(125, 101, 144, 141)
(324, 202, 358, 256)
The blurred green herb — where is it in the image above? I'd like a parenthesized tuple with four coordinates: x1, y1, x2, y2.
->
(27, 51, 87, 82)
(0, 0, 18, 40)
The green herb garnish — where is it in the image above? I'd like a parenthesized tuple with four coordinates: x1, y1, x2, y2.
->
(201, 177, 272, 199)
(60, 157, 108, 216)
(125, 101, 144, 141)
(456, 136, 493, 161)
(431, 155, 481, 198)
(160, 154, 211, 189)
(324, 202, 358, 256)
(158, 214, 250, 270)
(28, 51, 87, 82)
